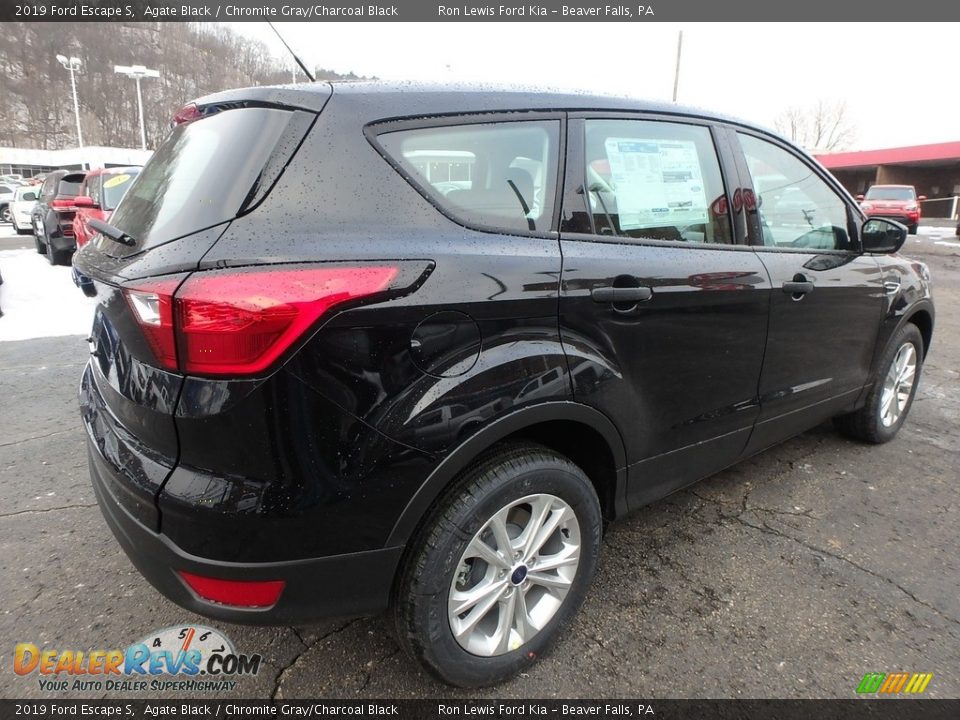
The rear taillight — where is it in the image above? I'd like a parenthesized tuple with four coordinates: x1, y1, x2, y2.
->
(125, 277, 181, 371)
(51, 198, 76, 211)
(124, 266, 397, 376)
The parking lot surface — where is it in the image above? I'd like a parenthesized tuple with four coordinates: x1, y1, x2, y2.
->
(0, 226, 957, 699)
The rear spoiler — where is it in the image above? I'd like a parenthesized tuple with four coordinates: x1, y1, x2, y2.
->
(190, 83, 333, 114)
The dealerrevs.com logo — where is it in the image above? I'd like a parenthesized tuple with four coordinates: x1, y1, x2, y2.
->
(14, 625, 262, 693)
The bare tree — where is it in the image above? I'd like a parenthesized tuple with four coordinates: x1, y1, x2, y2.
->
(774, 100, 856, 152)
(0, 22, 366, 152)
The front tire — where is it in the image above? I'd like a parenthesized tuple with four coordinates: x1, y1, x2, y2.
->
(392, 443, 602, 687)
(0, 206, 10, 224)
(835, 324, 923, 443)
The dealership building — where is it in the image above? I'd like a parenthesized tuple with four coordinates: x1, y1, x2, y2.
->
(816, 141, 960, 219)
(0, 146, 151, 179)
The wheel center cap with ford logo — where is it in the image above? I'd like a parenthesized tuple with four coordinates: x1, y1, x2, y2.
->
(510, 565, 528, 585)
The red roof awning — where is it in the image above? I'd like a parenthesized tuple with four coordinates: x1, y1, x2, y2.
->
(816, 141, 960, 170)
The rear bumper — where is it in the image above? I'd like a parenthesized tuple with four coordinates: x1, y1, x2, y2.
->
(49, 231, 77, 254)
(88, 436, 403, 625)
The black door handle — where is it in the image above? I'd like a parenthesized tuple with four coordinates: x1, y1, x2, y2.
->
(591, 286, 653, 303)
(782, 281, 814, 295)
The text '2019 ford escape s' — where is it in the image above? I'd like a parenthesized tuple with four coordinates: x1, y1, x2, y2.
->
(76, 82, 934, 687)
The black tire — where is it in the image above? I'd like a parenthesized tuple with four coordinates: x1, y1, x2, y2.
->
(34, 224, 48, 255)
(392, 442, 602, 687)
(835, 323, 924, 443)
(16, 225, 31, 236)
(907, 223, 918, 236)
(47, 243, 61, 265)
(0, 205, 10, 224)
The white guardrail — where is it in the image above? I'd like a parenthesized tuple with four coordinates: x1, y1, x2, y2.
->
(919, 195, 959, 220)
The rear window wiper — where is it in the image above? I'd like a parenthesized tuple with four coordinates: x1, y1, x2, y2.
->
(88, 217, 136, 247)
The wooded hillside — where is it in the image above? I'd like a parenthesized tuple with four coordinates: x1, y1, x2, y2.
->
(0, 22, 361, 150)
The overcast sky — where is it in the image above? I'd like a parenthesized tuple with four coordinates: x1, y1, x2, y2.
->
(228, 22, 955, 151)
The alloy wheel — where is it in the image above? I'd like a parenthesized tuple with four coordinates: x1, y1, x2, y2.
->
(879, 342, 917, 427)
(448, 493, 581, 657)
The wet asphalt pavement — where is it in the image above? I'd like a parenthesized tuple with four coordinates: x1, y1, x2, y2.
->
(0, 232, 957, 700)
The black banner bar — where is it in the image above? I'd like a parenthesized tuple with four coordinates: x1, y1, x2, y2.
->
(2, 0, 959, 22)
(2, 700, 960, 720)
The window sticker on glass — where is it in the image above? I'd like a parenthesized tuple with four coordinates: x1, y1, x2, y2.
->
(103, 174, 131, 189)
(604, 138, 709, 231)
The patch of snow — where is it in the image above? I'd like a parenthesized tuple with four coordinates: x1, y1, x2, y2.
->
(917, 225, 958, 240)
(0, 249, 98, 342)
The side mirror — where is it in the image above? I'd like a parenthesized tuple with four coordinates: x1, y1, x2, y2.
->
(918, 195, 927, 201)
(73, 196, 98, 209)
(856, 194, 865, 201)
(862, 218, 907, 254)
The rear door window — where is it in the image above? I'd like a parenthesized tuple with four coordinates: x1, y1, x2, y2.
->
(107, 107, 311, 255)
(377, 119, 560, 234)
(582, 119, 733, 244)
(40, 175, 58, 201)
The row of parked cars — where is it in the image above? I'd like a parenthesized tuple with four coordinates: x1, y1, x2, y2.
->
(2, 167, 140, 265)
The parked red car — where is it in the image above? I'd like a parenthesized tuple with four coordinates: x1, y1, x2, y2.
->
(72, 167, 140, 249)
(857, 184, 925, 235)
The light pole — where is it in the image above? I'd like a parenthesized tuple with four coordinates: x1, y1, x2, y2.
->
(56, 55, 84, 148)
(114, 64, 160, 150)
(672, 31, 683, 102)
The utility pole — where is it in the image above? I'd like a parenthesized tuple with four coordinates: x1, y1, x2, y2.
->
(672, 31, 683, 103)
(56, 55, 84, 147)
(114, 65, 161, 150)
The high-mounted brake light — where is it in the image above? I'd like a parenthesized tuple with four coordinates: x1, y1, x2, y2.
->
(172, 103, 203, 126)
(124, 266, 397, 377)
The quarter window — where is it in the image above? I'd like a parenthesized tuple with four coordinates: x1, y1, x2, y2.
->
(582, 120, 732, 244)
(86, 177, 101, 205)
(378, 120, 560, 234)
(738, 133, 851, 251)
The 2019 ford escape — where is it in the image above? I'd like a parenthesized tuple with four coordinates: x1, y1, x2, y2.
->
(76, 82, 934, 688)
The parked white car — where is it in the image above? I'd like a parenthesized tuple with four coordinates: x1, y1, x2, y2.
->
(9, 185, 40, 234)
(0, 182, 18, 223)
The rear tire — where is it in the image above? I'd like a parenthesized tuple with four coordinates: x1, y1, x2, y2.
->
(907, 223, 918, 235)
(392, 443, 602, 687)
(34, 224, 48, 255)
(834, 324, 923, 443)
(0, 206, 10, 224)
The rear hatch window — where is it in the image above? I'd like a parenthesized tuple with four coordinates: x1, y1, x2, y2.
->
(102, 170, 139, 210)
(99, 106, 313, 258)
(57, 177, 82, 197)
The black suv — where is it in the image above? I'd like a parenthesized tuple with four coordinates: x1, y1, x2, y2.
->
(76, 83, 934, 687)
(32, 169, 86, 265)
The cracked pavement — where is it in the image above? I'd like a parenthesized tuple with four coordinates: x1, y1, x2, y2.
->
(1, 238, 957, 699)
